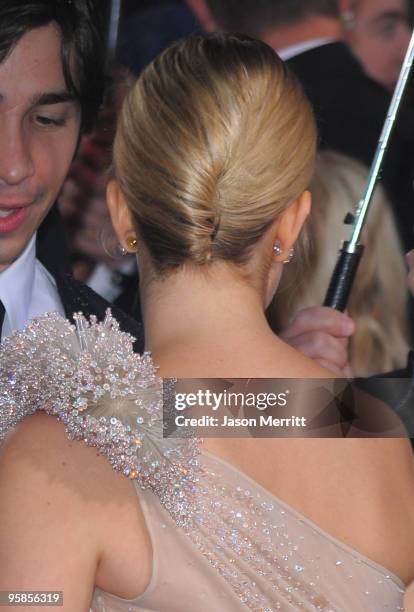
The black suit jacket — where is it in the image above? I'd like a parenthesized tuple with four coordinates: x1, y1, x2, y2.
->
(287, 42, 414, 251)
(36, 206, 145, 353)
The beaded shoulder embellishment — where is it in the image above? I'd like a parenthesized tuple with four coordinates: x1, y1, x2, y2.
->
(0, 311, 200, 527)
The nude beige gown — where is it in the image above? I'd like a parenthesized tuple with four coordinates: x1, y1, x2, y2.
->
(0, 313, 405, 612)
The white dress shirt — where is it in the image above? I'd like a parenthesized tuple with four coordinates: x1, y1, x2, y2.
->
(277, 37, 336, 61)
(0, 233, 65, 340)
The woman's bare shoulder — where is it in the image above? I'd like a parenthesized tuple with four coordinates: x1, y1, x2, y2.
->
(347, 438, 414, 582)
(0, 412, 142, 520)
(300, 437, 414, 584)
(0, 413, 130, 532)
(0, 412, 150, 600)
(235, 436, 414, 584)
(0, 414, 102, 608)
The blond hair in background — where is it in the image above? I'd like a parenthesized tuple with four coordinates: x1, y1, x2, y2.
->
(113, 35, 316, 275)
(269, 150, 410, 377)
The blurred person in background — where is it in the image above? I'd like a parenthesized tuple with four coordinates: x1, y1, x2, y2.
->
(270, 150, 410, 377)
(341, 0, 411, 92)
(117, 0, 214, 75)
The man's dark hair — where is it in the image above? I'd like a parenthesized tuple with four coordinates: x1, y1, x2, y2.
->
(0, 0, 106, 132)
(206, 0, 340, 37)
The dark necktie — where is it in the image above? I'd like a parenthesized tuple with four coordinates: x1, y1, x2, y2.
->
(0, 300, 5, 342)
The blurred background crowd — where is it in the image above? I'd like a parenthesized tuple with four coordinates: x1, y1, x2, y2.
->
(62, 0, 414, 377)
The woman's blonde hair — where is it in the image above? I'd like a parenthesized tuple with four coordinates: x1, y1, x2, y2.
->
(113, 34, 317, 273)
(269, 150, 410, 376)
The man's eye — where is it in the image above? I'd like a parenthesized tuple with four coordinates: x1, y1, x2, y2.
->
(35, 115, 66, 127)
(379, 24, 396, 38)
(374, 18, 403, 40)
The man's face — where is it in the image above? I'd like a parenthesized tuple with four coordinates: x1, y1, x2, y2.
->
(345, 0, 410, 91)
(0, 24, 81, 272)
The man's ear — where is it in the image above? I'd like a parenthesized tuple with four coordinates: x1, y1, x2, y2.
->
(106, 180, 136, 246)
(274, 190, 311, 253)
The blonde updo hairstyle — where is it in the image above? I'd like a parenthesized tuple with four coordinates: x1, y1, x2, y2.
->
(113, 35, 317, 274)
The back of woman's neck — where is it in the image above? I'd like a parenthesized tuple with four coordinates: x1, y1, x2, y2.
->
(141, 265, 273, 368)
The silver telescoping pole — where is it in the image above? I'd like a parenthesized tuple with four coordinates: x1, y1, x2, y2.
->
(324, 28, 414, 311)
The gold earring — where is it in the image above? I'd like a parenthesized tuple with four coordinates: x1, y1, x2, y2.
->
(126, 236, 138, 252)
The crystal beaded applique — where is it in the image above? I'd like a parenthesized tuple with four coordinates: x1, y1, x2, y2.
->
(0, 311, 200, 528)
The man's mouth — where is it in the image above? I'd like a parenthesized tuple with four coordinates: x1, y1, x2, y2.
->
(0, 209, 18, 218)
(0, 205, 30, 234)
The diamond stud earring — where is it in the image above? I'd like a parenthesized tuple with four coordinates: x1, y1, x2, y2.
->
(273, 241, 283, 256)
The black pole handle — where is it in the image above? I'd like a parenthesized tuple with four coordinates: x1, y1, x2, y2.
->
(324, 243, 364, 311)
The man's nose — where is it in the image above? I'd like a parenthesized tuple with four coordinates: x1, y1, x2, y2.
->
(0, 121, 35, 186)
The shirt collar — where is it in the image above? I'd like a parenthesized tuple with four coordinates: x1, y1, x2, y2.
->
(277, 38, 336, 61)
(0, 233, 36, 332)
